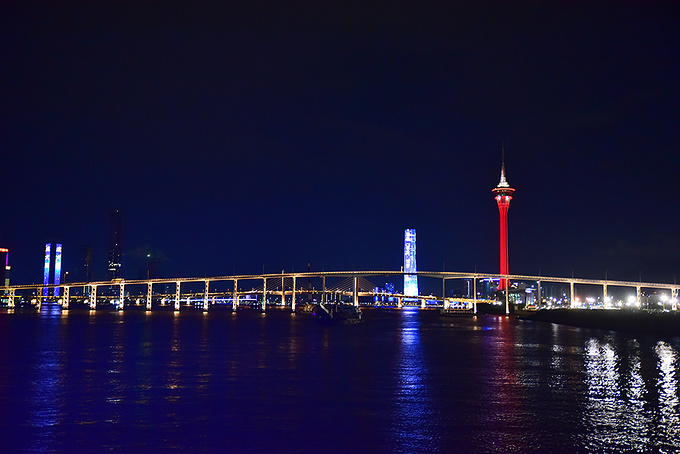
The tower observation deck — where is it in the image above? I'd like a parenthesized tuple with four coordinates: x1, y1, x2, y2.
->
(492, 151, 514, 291)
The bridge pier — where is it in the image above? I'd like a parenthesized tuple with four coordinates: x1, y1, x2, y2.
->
(147, 282, 153, 310)
(473, 278, 477, 314)
(397, 296, 402, 308)
(281, 275, 285, 307)
(90, 284, 97, 310)
(233, 279, 238, 312)
(291, 276, 296, 313)
(203, 280, 209, 312)
(636, 285, 641, 309)
(569, 281, 575, 308)
(8, 288, 15, 309)
(174, 281, 181, 311)
(603, 283, 608, 308)
(118, 283, 125, 310)
(353, 276, 358, 307)
(262, 278, 267, 312)
(63, 286, 70, 309)
(442, 279, 448, 310)
(672, 288, 678, 311)
(505, 283, 509, 315)
(322, 276, 326, 306)
(37, 288, 43, 310)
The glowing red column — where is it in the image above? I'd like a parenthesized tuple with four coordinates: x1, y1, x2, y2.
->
(492, 161, 514, 291)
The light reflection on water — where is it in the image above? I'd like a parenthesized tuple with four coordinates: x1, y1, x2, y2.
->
(583, 336, 680, 452)
(391, 310, 439, 453)
(656, 341, 680, 444)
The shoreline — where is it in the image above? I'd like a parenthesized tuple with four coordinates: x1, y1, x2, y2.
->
(518, 308, 680, 337)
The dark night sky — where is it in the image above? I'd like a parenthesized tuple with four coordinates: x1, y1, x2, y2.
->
(2, 2, 679, 286)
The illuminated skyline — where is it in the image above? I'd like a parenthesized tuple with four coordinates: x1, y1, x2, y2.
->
(2, 3, 679, 285)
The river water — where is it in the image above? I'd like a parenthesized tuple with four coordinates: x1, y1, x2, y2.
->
(0, 306, 679, 453)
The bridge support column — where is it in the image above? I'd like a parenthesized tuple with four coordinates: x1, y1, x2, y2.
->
(203, 280, 209, 312)
(37, 288, 43, 310)
(536, 280, 541, 309)
(233, 279, 238, 312)
(672, 289, 678, 311)
(174, 281, 181, 311)
(636, 285, 641, 309)
(291, 276, 296, 313)
(322, 276, 326, 305)
(281, 275, 285, 307)
(603, 283, 608, 309)
(505, 282, 510, 315)
(353, 276, 358, 307)
(569, 281, 575, 308)
(63, 286, 70, 309)
(442, 279, 448, 310)
(262, 278, 267, 312)
(8, 288, 15, 309)
(90, 285, 97, 310)
(420, 298, 425, 309)
(398, 297, 402, 308)
(473, 278, 477, 314)
(146, 282, 153, 310)
(118, 283, 125, 310)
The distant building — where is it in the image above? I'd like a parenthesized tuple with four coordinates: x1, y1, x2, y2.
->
(108, 210, 122, 280)
(42, 243, 63, 296)
(0, 248, 9, 288)
(82, 246, 93, 282)
(403, 229, 418, 297)
(147, 254, 161, 279)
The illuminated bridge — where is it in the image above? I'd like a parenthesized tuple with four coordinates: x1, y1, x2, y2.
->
(1, 270, 678, 314)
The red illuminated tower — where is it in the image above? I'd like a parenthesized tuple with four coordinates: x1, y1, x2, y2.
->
(492, 149, 514, 291)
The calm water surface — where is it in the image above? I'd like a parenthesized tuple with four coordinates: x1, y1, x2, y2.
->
(1, 307, 679, 453)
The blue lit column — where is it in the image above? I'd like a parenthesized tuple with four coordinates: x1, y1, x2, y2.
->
(42, 243, 51, 297)
(403, 229, 418, 297)
(53, 244, 62, 297)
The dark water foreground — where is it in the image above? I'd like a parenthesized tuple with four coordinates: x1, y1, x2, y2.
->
(1, 307, 679, 453)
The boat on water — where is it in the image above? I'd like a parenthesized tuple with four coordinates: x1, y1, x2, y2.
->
(313, 303, 362, 324)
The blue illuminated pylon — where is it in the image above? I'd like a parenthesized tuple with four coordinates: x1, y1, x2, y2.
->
(53, 243, 62, 297)
(403, 229, 418, 297)
(42, 243, 51, 297)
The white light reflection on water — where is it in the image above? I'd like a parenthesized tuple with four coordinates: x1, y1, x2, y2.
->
(655, 341, 680, 446)
(582, 336, 680, 452)
(390, 310, 439, 453)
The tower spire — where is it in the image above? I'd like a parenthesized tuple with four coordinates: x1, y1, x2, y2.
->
(498, 141, 509, 188)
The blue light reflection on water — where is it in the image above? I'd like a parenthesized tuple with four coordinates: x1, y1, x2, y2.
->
(389, 310, 439, 453)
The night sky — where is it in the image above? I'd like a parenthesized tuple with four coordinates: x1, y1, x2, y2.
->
(2, 2, 679, 286)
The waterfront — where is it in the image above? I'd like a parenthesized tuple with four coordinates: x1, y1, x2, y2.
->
(0, 307, 679, 453)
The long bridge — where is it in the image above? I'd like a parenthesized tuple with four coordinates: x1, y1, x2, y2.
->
(1, 270, 678, 314)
